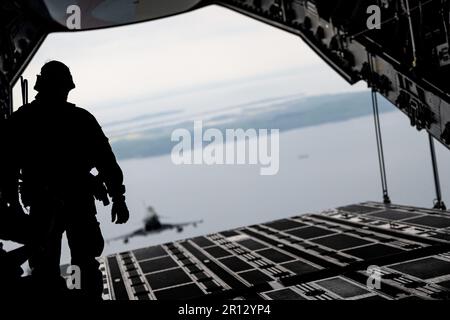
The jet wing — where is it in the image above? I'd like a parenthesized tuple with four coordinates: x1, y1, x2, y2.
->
(170, 219, 203, 228)
(106, 228, 147, 243)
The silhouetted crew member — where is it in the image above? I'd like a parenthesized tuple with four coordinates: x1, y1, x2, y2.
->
(6, 61, 129, 298)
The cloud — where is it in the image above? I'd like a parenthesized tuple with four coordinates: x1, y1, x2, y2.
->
(13, 5, 363, 122)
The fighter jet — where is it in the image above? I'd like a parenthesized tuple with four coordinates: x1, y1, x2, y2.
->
(106, 206, 203, 244)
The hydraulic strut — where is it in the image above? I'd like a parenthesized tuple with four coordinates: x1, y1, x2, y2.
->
(368, 53, 391, 204)
(428, 133, 446, 210)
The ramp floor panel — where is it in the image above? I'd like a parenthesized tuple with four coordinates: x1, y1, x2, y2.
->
(99, 202, 450, 300)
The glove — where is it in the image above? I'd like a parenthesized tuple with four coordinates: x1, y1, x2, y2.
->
(111, 198, 129, 224)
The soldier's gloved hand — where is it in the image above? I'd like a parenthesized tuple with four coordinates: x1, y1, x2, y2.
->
(111, 198, 129, 224)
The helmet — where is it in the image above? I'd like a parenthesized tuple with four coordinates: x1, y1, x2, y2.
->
(34, 60, 76, 93)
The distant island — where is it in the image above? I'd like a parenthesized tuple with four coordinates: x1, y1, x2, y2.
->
(110, 91, 396, 160)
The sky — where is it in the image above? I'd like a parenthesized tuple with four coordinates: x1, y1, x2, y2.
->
(13, 5, 365, 125)
(7, 4, 450, 264)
